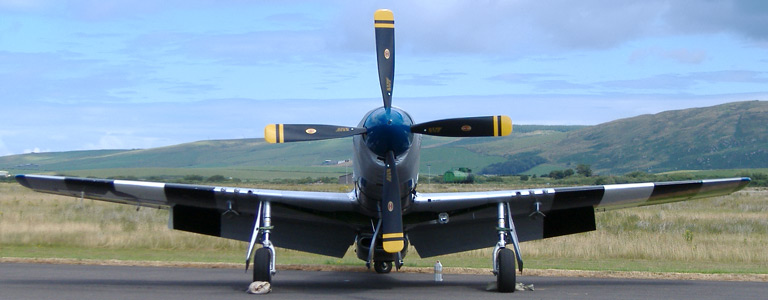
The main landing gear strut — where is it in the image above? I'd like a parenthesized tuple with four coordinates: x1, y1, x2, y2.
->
(245, 201, 276, 283)
(493, 202, 524, 293)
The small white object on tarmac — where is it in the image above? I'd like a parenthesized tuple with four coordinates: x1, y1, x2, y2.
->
(434, 260, 443, 282)
(516, 283, 534, 291)
(485, 282, 534, 292)
(247, 281, 271, 294)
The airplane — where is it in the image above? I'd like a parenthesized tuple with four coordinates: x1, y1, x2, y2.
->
(15, 9, 751, 293)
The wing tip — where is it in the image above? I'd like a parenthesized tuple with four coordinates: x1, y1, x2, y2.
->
(738, 176, 752, 190)
(15, 174, 31, 188)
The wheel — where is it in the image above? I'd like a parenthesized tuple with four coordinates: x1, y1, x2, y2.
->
(496, 248, 516, 293)
(253, 248, 272, 283)
(373, 261, 392, 274)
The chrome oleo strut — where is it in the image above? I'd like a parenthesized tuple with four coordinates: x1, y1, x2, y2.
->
(492, 202, 524, 274)
(245, 201, 276, 276)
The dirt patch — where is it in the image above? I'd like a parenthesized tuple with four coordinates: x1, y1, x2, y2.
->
(3, 257, 766, 282)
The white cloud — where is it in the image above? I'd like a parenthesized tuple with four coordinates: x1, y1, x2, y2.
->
(23, 147, 47, 154)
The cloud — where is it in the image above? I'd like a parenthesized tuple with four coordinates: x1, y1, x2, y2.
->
(23, 147, 48, 154)
(0, 1, 202, 21)
(599, 70, 768, 91)
(398, 72, 464, 86)
(663, 0, 768, 42)
(0, 51, 149, 103)
(174, 30, 334, 64)
(330, 0, 768, 57)
(6, 1, 768, 55)
(337, 1, 675, 56)
(488, 73, 592, 91)
(629, 48, 707, 64)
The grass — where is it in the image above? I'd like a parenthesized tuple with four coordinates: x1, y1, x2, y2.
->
(59, 166, 350, 181)
(1, 182, 767, 274)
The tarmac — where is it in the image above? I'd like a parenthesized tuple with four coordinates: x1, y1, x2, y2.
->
(1, 262, 766, 300)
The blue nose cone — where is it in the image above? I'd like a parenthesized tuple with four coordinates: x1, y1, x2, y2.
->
(364, 108, 413, 157)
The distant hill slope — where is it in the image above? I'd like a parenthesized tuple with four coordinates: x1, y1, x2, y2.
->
(542, 100, 768, 174)
(1, 101, 765, 177)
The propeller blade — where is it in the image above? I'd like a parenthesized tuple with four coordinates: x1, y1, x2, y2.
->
(380, 150, 404, 253)
(264, 124, 366, 144)
(374, 9, 395, 109)
(411, 115, 513, 137)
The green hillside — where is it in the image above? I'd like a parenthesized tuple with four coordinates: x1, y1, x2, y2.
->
(543, 100, 768, 174)
(1, 101, 766, 179)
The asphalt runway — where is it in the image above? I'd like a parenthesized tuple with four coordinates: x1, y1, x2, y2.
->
(1, 263, 766, 300)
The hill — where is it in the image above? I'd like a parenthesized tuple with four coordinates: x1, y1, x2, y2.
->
(1, 101, 765, 179)
(543, 100, 768, 174)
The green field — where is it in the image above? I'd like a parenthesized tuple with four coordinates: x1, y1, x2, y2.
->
(1, 182, 766, 274)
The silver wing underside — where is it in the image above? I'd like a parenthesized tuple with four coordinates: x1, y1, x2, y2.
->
(16, 175, 750, 258)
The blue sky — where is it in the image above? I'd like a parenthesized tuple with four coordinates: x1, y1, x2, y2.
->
(1, 0, 767, 156)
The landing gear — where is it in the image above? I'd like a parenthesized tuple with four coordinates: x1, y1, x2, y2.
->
(373, 261, 393, 274)
(492, 202, 524, 293)
(245, 201, 276, 283)
(496, 248, 516, 293)
(253, 248, 272, 282)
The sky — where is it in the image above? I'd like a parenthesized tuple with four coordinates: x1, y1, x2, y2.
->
(1, 0, 767, 156)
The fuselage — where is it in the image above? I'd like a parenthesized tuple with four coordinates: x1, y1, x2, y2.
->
(352, 107, 421, 216)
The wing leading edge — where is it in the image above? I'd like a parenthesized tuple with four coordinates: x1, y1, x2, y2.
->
(407, 177, 750, 257)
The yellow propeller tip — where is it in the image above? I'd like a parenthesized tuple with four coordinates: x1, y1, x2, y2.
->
(374, 9, 394, 28)
(501, 115, 513, 136)
(374, 9, 394, 21)
(383, 240, 404, 253)
(264, 124, 283, 143)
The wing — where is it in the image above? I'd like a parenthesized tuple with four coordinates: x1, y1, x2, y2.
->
(406, 177, 750, 257)
(15, 174, 360, 257)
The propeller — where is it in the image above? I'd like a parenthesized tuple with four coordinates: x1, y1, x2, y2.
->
(380, 150, 404, 253)
(374, 9, 395, 109)
(264, 124, 366, 144)
(411, 115, 512, 137)
(374, 10, 404, 254)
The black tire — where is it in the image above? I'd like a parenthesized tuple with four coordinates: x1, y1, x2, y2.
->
(373, 261, 392, 274)
(496, 248, 516, 293)
(253, 248, 272, 283)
